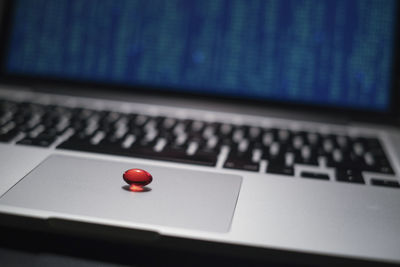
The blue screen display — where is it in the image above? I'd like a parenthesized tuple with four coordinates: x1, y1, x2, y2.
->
(5, 0, 398, 111)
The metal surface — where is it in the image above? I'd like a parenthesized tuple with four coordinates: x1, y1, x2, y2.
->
(0, 155, 242, 233)
(0, 88, 399, 264)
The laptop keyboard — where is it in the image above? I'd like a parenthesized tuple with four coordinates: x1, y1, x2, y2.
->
(0, 99, 398, 188)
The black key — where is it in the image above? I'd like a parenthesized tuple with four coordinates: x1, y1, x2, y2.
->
(365, 137, 386, 153)
(160, 117, 177, 130)
(248, 140, 263, 150)
(188, 120, 205, 133)
(44, 104, 72, 115)
(58, 130, 95, 145)
(365, 160, 395, 174)
(0, 129, 19, 142)
(160, 146, 187, 155)
(370, 179, 400, 188)
(92, 141, 129, 156)
(295, 156, 319, 166)
(301, 171, 329, 180)
(17, 136, 56, 147)
(228, 146, 252, 159)
(320, 135, 338, 155)
(17, 138, 34, 146)
(134, 135, 158, 148)
(103, 131, 126, 143)
(34, 138, 56, 147)
(70, 120, 88, 132)
(187, 128, 205, 141)
(103, 111, 122, 122)
(248, 127, 262, 142)
(364, 154, 395, 174)
(42, 110, 62, 123)
(232, 125, 249, 141)
(218, 136, 234, 147)
(262, 143, 284, 160)
(128, 146, 217, 166)
(198, 146, 220, 155)
(57, 137, 93, 151)
(223, 157, 259, 172)
(197, 143, 220, 156)
(41, 118, 58, 129)
(294, 147, 318, 166)
(336, 168, 365, 184)
(30, 132, 57, 145)
(0, 99, 16, 111)
(266, 161, 294, 176)
(305, 131, 322, 147)
(97, 138, 124, 152)
(334, 135, 350, 149)
(354, 137, 395, 174)
(326, 151, 364, 169)
(279, 143, 295, 154)
(217, 123, 234, 137)
(376, 164, 394, 174)
(38, 128, 58, 138)
(157, 131, 176, 142)
(190, 150, 218, 166)
(165, 140, 189, 152)
(13, 113, 32, 125)
(72, 108, 96, 119)
(276, 128, 293, 143)
(128, 127, 145, 138)
(179, 119, 192, 130)
(98, 112, 121, 131)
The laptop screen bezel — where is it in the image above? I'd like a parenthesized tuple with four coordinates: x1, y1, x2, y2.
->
(0, 0, 399, 125)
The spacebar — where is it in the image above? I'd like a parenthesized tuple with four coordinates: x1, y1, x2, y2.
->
(143, 148, 217, 167)
(57, 143, 217, 167)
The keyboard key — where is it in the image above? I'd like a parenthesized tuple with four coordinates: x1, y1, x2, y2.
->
(141, 147, 217, 166)
(262, 142, 283, 160)
(301, 171, 329, 180)
(16, 138, 34, 146)
(223, 157, 259, 172)
(365, 157, 395, 174)
(17, 136, 56, 147)
(371, 179, 400, 188)
(248, 127, 262, 141)
(326, 151, 364, 169)
(224, 145, 258, 171)
(267, 161, 294, 176)
(336, 168, 364, 184)
(57, 136, 95, 151)
(336, 135, 349, 148)
(306, 132, 321, 146)
(0, 129, 19, 142)
(294, 146, 318, 166)
(219, 123, 233, 133)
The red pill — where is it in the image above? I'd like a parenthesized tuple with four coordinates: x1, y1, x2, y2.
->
(123, 169, 153, 192)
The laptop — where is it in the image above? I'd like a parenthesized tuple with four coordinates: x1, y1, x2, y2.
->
(0, 0, 399, 265)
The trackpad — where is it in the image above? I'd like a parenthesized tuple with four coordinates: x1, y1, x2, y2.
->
(0, 155, 242, 232)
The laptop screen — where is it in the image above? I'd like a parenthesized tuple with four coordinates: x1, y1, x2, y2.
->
(3, 0, 398, 112)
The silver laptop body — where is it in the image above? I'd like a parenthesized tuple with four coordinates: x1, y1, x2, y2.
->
(0, 0, 399, 265)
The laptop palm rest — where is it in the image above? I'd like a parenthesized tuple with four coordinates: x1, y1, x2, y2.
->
(0, 155, 242, 233)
